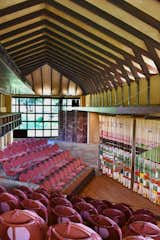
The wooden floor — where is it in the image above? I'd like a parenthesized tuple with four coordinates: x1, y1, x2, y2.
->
(80, 175, 160, 216)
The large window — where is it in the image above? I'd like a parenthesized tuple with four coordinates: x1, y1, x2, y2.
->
(12, 97, 79, 137)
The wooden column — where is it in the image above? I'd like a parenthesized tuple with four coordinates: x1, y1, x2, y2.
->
(131, 118, 136, 190)
(147, 78, 150, 105)
(136, 81, 140, 105)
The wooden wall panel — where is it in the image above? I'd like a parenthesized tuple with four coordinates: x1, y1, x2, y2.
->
(130, 81, 137, 105)
(139, 78, 148, 105)
(150, 75, 160, 105)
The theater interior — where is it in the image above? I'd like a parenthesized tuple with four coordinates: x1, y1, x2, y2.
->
(0, 0, 160, 239)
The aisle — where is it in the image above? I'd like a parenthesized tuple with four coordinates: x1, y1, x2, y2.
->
(80, 175, 160, 216)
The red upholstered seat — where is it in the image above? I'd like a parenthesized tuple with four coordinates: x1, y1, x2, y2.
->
(0, 209, 47, 240)
(102, 208, 126, 227)
(123, 236, 147, 240)
(0, 185, 6, 193)
(73, 202, 98, 223)
(17, 186, 33, 195)
(21, 199, 48, 223)
(134, 209, 155, 219)
(113, 203, 133, 220)
(10, 188, 28, 201)
(124, 221, 160, 240)
(51, 197, 72, 208)
(35, 188, 50, 199)
(86, 214, 122, 240)
(0, 192, 19, 214)
(47, 222, 102, 239)
(51, 205, 83, 225)
(30, 192, 49, 206)
(67, 194, 86, 204)
(128, 213, 157, 225)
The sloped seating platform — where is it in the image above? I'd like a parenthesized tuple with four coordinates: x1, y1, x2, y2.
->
(0, 139, 95, 195)
(64, 167, 95, 195)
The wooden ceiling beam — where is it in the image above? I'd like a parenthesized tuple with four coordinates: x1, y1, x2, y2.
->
(47, 0, 149, 53)
(0, 0, 43, 16)
(73, 0, 159, 45)
(14, 46, 100, 79)
(108, 0, 160, 30)
(46, 59, 92, 93)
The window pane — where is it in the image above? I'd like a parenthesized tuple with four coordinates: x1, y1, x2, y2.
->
(28, 130, 35, 137)
(52, 99, 59, 105)
(36, 98, 43, 105)
(44, 98, 51, 105)
(44, 114, 51, 121)
(44, 122, 51, 129)
(20, 122, 27, 129)
(27, 98, 35, 105)
(62, 99, 67, 105)
(36, 130, 43, 137)
(20, 98, 26, 105)
(12, 98, 16, 104)
(35, 114, 43, 122)
(20, 105, 27, 112)
(52, 106, 58, 113)
(35, 122, 43, 129)
(28, 114, 35, 121)
(52, 130, 58, 136)
(51, 122, 58, 129)
(28, 105, 35, 113)
(22, 114, 27, 121)
(12, 106, 16, 112)
(27, 122, 35, 129)
(36, 106, 43, 113)
(44, 130, 51, 137)
(51, 114, 58, 121)
(67, 99, 72, 105)
(44, 106, 51, 113)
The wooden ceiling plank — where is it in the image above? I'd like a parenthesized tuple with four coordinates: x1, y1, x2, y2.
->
(50, 0, 148, 51)
(84, 0, 159, 43)
(46, 5, 135, 56)
(46, 60, 90, 93)
(46, 56, 96, 93)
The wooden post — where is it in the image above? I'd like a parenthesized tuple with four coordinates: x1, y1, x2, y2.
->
(147, 78, 150, 105)
(128, 84, 131, 106)
(131, 118, 136, 190)
(136, 81, 139, 105)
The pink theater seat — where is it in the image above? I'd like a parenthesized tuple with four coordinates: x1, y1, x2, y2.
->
(124, 236, 147, 240)
(47, 222, 102, 240)
(124, 221, 160, 240)
(51, 205, 82, 225)
(0, 185, 6, 193)
(30, 192, 49, 206)
(0, 209, 47, 240)
(10, 188, 28, 201)
(134, 209, 155, 219)
(17, 186, 33, 195)
(73, 202, 98, 223)
(83, 214, 122, 240)
(102, 208, 126, 227)
(51, 197, 73, 208)
(0, 192, 19, 214)
(35, 188, 50, 199)
(128, 213, 157, 225)
(21, 199, 48, 223)
(113, 203, 133, 220)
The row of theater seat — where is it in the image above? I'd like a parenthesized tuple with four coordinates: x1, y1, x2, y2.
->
(0, 138, 48, 161)
(0, 185, 159, 239)
(2, 144, 60, 176)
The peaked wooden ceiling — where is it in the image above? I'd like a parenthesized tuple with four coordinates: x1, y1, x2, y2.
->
(26, 64, 82, 96)
(0, 0, 160, 94)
